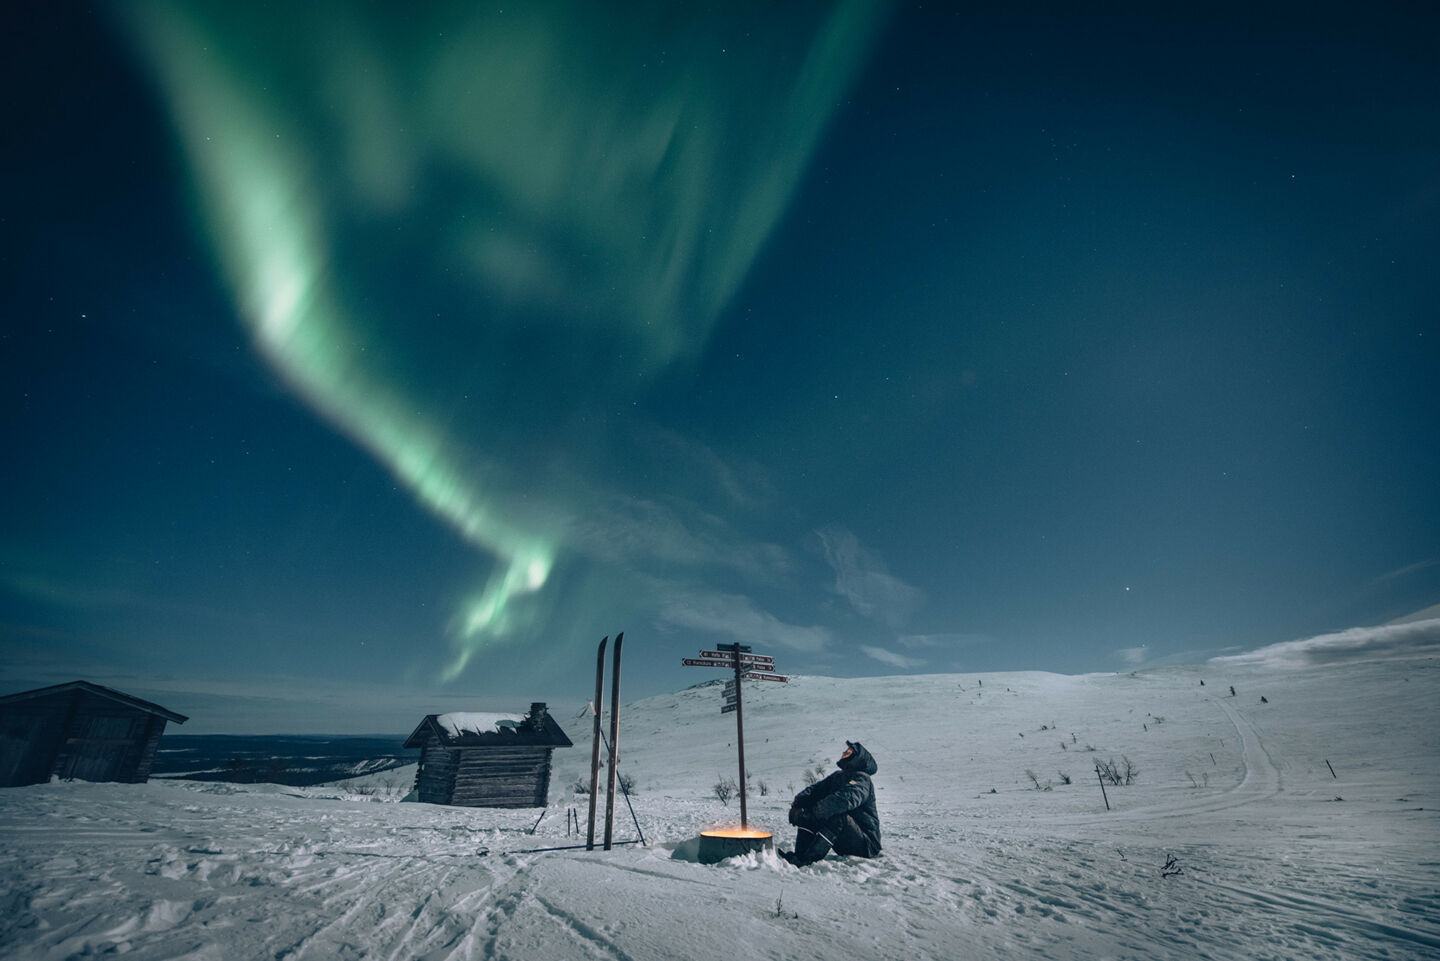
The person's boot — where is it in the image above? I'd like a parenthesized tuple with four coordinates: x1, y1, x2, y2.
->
(788, 827, 832, 866)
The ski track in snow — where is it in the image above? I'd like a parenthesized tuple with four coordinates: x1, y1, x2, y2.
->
(2, 657, 1438, 960)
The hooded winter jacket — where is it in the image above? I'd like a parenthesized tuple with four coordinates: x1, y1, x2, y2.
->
(791, 741, 881, 855)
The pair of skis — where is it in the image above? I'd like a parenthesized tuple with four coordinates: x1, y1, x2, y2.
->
(517, 633, 643, 856)
(587, 632, 623, 850)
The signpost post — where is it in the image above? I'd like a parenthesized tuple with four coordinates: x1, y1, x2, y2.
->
(681, 643, 788, 829)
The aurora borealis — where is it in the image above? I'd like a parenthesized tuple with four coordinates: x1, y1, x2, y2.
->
(118, 0, 882, 681)
(4, 3, 1438, 731)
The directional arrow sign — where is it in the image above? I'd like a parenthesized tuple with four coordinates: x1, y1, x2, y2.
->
(699, 650, 774, 666)
(740, 671, 789, 683)
(721, 703, 738, 714)
(681, 658, 735, 668)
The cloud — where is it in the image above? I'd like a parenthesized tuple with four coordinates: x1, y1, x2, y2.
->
(655, 589, 831, 653)
(565, 493, 791, 585)
(1389, 603, 1440, 625)
(1116, 645, 1150, 666)
(860, 645, 925, 669)
(636, 426, 776, 510)
(1369, 558, 1438, 586)
(1211, 618, 1440, 669)
(897, 632, 992, 650)
(816, 526, 924, 629)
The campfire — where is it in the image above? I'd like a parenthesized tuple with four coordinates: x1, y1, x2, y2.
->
(697, 827, 774, 863)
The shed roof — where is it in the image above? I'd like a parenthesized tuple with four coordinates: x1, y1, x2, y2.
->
(0, 680, 189, 724)
(404, 704, 572, 749)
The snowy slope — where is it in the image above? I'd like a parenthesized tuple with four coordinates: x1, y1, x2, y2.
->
(2, 653, 1438, 960)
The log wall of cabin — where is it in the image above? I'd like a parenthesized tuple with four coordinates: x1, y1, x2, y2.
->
(450, 746, 552, 808)
(414, 734, 460, 805)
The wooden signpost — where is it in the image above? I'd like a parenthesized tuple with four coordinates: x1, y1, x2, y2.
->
(681, 642, 788, 828)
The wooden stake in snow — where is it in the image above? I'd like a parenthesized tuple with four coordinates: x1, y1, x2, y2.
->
(1326, 759, 1337, 779)
(1095, 763, 1111, 811)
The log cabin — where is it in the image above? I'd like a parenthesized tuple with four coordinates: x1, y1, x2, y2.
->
(404, 702, 571, 807)
(0, 680, 188, 787)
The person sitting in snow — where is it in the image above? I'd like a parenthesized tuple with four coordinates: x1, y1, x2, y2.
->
(782, 740, 882, 866)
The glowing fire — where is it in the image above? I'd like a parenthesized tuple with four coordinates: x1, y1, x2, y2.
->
(700, 828, 773, 839)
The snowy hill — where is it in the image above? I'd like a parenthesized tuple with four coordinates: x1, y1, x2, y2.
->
(2, 650, 1438, 960)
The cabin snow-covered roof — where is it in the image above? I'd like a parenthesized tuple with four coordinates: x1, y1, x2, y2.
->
(403, 703, 572, 749)
(436, 712, 525, 737)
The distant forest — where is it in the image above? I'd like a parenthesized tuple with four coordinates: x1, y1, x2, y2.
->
(152, 734, 415, 787)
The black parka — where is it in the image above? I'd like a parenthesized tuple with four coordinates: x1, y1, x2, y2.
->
(791, 741, 881, 855)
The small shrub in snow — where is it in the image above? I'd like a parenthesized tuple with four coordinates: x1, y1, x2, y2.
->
(1096, 756, 1139, 786)
(618, 772, 637, 795)
(1058, 771, 1072, 785)
(713, 776, 738, 805)
(570, 776, 590, 795)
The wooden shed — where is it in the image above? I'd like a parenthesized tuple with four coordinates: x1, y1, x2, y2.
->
(404, 702, 571, 808)
(0, 680, 188, 788)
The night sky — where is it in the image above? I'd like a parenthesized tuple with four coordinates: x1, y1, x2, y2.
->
(4, 2, 1437, 733)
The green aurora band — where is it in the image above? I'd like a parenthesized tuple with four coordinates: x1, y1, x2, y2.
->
(120, 1, 880, 680)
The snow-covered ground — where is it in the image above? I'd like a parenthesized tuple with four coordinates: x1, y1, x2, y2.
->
(3, 648, 1438, 960)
